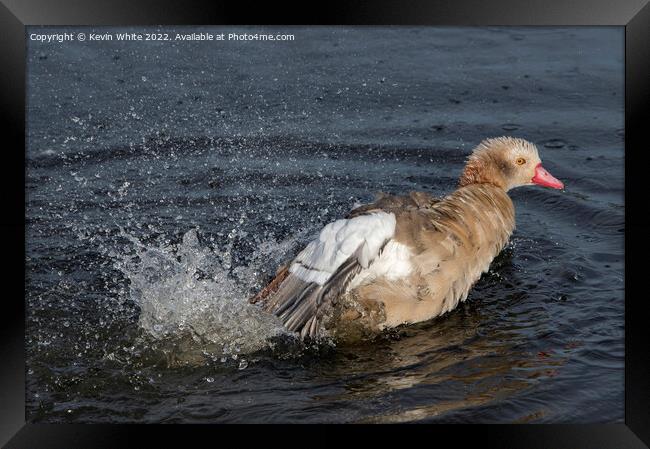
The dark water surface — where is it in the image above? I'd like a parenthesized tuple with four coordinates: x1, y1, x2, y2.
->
(26, 27, 624, 423)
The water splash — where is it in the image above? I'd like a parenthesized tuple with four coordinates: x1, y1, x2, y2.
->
(113, 227, 305, 358)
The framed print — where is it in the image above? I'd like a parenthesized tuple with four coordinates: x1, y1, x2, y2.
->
(1, 0, 648, 447)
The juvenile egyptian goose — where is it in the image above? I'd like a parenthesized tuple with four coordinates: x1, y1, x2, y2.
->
(251, 137, 564, 339)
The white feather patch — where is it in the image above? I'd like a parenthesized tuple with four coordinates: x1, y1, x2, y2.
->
(289, 211, 396, 286)
(348, 241, 413, 289)
(289, 264, 332, 285)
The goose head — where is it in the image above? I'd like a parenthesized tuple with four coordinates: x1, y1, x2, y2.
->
(458, 136, 564, 191)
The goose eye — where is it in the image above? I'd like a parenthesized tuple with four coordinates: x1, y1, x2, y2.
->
(515, 157, 526, 165)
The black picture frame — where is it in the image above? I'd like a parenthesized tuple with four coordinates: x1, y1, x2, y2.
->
(2, 0, 648, 446)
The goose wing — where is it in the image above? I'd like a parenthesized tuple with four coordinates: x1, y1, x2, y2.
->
(346, 191, 440, 218)
(251, 210, 396, 338)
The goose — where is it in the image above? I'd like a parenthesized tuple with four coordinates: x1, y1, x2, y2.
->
(250, 137, 564, 339)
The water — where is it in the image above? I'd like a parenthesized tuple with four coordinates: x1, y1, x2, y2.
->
(26, 26, 624, 423)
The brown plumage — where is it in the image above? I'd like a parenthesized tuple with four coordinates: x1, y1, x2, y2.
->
(250, 137, 564, 339)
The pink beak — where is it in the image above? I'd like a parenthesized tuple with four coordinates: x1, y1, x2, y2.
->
(532, 163, 564, 189)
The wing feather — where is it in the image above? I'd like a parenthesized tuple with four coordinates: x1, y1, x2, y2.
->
(252, 211, 396, 338)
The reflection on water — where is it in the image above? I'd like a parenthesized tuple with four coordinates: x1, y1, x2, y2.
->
(294, 252, 570, 423)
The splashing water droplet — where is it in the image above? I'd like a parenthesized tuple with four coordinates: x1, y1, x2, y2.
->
(112, 228, 300, 360)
